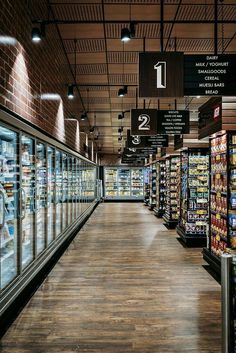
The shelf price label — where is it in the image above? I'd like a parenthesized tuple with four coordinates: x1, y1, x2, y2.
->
(216, 192, 221, 198)
(216, 213, 221, 220)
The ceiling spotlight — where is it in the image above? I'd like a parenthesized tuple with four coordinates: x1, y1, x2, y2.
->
(121, 28, 131, 42)
(31, 27, 41, 42)
(118, 85, 127, 97)
(118, 148, 121, 153)
(67, 85, 74, 99)
(118, 112, 124, 120)
(118, 127, 123, 133)
(89, 126, 95, 133)
(32, 23, 45, 42)
(118, 136, 122, 142)
(196, 95, 201, 99)
(80, 112, 87, 121)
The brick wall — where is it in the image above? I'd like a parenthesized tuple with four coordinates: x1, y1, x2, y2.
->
(0, 0, 87, 156)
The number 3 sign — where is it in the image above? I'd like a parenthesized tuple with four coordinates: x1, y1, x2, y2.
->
(131, 109, 157, 136)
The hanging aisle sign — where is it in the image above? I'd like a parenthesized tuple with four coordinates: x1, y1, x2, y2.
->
(157, 110, 190, 135)
(184, 55, 236, 96)
(126, 130, 168, 148)
(131, 109, 157, 136)
(139, 52, 184, 98)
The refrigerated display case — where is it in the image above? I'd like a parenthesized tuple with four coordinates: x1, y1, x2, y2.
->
(0, 109, 98, 327)
(176, 148, 209, 246)
(203, 132, 236, 274)
(104, 167, 144, 200)
(131, 168, 144, 198)
(154, 160, 166, 217)
(163, 156, 180, 229)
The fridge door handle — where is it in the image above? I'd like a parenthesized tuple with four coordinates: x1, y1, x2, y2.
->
(0, 189, 6, 228)
(21, 188, 26, 219)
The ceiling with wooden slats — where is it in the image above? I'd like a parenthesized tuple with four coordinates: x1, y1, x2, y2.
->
(48, 0, 236, 154)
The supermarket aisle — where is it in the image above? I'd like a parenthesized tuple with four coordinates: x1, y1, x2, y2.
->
(0, 203, 221, 353)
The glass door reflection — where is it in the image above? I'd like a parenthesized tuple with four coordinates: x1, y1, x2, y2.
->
(67, 156, 72, 225)
(0, 126, 19, 289)
(62, 153, 68, 230)
(55, 150, 62, 237)
(36, 142, 47, 255)
(47, 146, 55, 244)
(21, 135, 35, 270)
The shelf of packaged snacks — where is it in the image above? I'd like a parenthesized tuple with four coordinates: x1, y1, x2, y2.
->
(203, 132, 236, 275)
(177, 148, 209, 246)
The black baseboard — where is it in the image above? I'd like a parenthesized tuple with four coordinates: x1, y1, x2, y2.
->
(176, 225, 206, 248)
(0, 202, 98, 339)
(202, 247, 221, 282)
(104, 199, 143, 203)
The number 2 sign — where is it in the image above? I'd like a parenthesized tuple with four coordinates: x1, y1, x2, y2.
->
(131, 109, 157, 136)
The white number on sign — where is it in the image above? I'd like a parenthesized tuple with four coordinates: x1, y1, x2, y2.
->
(132, 136, 141, 145)
(138, 114, 150, 131)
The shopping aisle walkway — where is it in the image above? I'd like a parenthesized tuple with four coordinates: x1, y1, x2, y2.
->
(0, 203, 221, 353)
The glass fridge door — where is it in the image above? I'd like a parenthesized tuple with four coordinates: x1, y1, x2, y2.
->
(21, 134, 35, 270)
(72, 157, 77, 221)
(0, 126, 19, 289)
(77, 159, 82, 216)
(67, 156, 73, 225)
(36, 142, 47, 255)
(62, 153, 68, 230)
(47, 146, 55, 245)
(55, 150, 62, 237)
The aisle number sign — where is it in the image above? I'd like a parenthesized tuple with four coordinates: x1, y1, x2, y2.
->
(139, 52, 184, 98)
(131, 109, 157, 136)
(126, 129, 168, 148)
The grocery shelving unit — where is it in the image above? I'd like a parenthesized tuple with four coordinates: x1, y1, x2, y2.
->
(143, 166, 150, 206)
(154, 160, 166, 217)
(163, 155, 180, 229)
(148, 163, 157, 210)
(104, 167, 144, 200)
(176, 148, 209, 246)
(203, 132, 236, 275)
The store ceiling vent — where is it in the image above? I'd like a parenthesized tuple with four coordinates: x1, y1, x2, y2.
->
(51, 4, 103, 21)
(107, 52, 138, 64)
(109, 74, 138, 85)
(75, 64, 107, 75)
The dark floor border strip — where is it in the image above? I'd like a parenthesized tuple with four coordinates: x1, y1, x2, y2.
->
(0, 201, 99, 339)
(104, 200, 143, 203)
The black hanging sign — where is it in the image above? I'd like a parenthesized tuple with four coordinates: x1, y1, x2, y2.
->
(174, 135, 183, 150)
(139, 52, 184, 98)
(184, 55, 236, 96)
(157, 110, 190, 135)
(131, 109, 157, 136)
(126, 130, 169, 148)
(198, 97, 222, 139)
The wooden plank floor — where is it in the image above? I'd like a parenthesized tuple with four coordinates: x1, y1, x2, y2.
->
(0, 203, 221, 353)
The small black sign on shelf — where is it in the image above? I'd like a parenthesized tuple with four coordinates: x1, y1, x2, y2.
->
(157, 110, 190, 135)
(174, 135, 183, 150)
(198, 97, 222, 139)
(131, 109, 157, 136)
(184, 54, 236, 96)
(139, 52, 184, 98)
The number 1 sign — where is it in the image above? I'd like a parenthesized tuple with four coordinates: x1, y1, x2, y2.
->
(131, 109, 157, 136)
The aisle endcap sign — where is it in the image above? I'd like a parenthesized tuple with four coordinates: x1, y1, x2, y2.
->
(139, 52, 184, 98)
(184, 55, 236, 96)
(157, 110, 190, 135)
(139, 53, 236, 97)
(127, 129, 168, 148)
